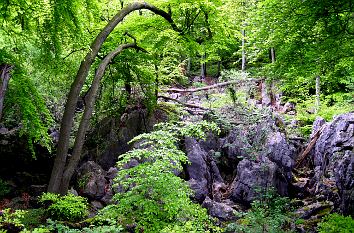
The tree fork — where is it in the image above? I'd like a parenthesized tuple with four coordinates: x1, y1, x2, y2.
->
(59, 43, 139, 194)
(48, 1, 182, 193)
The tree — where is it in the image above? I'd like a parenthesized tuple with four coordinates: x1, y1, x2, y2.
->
(48, 1, 183, 194)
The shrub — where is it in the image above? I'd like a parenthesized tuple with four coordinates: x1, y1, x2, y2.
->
(0, 179, 11, 199)
(226, 189, 292, 233)
(318, 213, 354, 233)
(99, 121, 220, 233)
(39, 193, 88, 222)
(0, 208, 27, 232)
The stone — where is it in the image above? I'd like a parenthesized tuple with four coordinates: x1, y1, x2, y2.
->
(230, 157, 278, 203)
(76, 161, 107, 200)
(309, 113, 354, 214)
(202, 196, 236, 221)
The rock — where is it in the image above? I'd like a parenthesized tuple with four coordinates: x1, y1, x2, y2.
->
(184, 137, 224, 203)
(282, 102, 295, 114)
(185, 137, 210, 202)
(265, 131, 296, 195)
(202, 196, 236, 221)
(309, 113, 354, 214)
(29, 184, 47, 197)
(230, 157, 278, 203)
(76, 161, 107, 200)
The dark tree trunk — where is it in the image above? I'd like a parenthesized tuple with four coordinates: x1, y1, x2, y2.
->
(59, 43, 138, 194)
(48, 1, 181, 194)
(201, 53, 207, 78)
(0, 64, 13, 121)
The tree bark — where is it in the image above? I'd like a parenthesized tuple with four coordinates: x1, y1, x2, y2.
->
(0, 64, 13, 121)
(241, 29, 246, 71)
(59, 43, 138, 194)
(48, 1, 181, 193)
(201, 53, 207, 78)
(270, 47, 276, 63)
(315, 75, 320, 114)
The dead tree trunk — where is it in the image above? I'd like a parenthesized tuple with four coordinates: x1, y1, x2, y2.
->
(241, 29, 246, 72)
(315, 76, 320, 114)
(59, 43, 138, 194)
(0, 64, 13, 121)
(48, 1, 181, 194)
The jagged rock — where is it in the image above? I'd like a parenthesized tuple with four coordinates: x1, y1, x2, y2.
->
(265, 131, 296, 195)
(309, 113, 354, 214)
(230, 157, 278, 203)
(185, 137, 224, 203)
(76, 161, 107, 200)
(202, 196, 236, 221)
(185, 137, 210, 202)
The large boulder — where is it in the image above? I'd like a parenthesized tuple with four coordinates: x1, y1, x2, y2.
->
(76, 161, 107, 200)
(202, 196, 236, 221)
(309, 113, 354, 214)
(184, 137, 224, 203)
(230, 157, 278, 203)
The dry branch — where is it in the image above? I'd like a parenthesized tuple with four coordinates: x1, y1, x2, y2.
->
(296, 125, 326, 168)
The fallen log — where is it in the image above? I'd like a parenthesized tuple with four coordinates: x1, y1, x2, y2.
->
(161, 79, 258, 93)
(295, 125, 326, 168)
(158, 95, 209, 110)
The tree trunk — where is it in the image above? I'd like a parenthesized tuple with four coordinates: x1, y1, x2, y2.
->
(0, 64, 13, 121)
(59, 43, 137, 194)
(270, 47, 276, 63)
(241, 29, 246, 71)
(48, 1, 181, 194)
(200, 53, 207, 78)
(315, 75, 320, 114)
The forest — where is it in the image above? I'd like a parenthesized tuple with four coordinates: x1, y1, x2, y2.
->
(0, 0, 353, 232)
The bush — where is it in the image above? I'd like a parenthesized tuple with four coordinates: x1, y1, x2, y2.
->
(0, 179, 11, 199)
(99, 121, 220, 233)
(0, 208, 27, 232)
(226, 189, 292, 233)
(39, 193, 88, 222)
(318, 213, 354, 233)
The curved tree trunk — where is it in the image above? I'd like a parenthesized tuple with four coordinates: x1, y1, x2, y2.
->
(0, 64, 13, 121)
(48, 1, 181, 193)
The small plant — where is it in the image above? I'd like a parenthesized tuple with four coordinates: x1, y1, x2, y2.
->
(39, 193, 88, 222)
(317, 213, 354, 233)
(99, 121, 220, 233)
(0, 179, 11, 199)
(0, 208, 27, 232)
(227, 188, 292, 233)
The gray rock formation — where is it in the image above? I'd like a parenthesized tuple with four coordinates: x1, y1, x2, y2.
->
(309, 113, 354, 214)
(229, 157, 278, 203)
(76, 161, 107, 200)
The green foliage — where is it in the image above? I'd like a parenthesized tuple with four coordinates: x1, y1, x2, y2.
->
(0, 209, 27, 232)
(42, 219, 123, 233)
(99, 121, 219, 233)
(21, 209, 47, 230)
(39, 193, 88, 222)
(227, 189, 292, 233)
(318, 213, 354, 233)
(0, 179, 11, 199)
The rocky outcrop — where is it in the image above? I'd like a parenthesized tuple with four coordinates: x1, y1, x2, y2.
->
(76, 161, 108, 200)
(229, 157, 278, 204)
(308, 113, 354, 215)
(84, 108, 167, 170)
